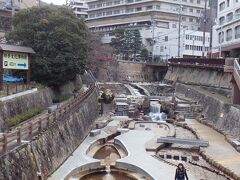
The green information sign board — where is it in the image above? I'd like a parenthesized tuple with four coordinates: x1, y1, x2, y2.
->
(3, 51, 29, 70)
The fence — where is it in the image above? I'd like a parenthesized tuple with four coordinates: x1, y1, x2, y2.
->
(168, 58, 225, 69)
(0, 84, 96, 155)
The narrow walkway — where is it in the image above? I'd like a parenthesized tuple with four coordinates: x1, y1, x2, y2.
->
(186, 119, 240, 177)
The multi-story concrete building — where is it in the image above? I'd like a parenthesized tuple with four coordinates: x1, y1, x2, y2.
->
(159, 29, 210, 58)
(1, 0, 39, 10)
(212, 0, 240, 58)
(86, 0, 209, 58)
(69, 0, 88, 19)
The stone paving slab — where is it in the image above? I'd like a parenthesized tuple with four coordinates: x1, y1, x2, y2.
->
(115, 130, 196, 180)
(186, 119, 240, 177)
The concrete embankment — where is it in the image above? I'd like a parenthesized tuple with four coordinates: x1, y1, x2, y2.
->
(165, 66, 231, 89)
(176, 83, 240, 138)
(0, 88, 52, 129)
(0, 88, 99, 180)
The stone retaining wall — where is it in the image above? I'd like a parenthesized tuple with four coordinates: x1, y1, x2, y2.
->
(176, 83, 240, 138)
(165, 66, 231, 89)
(0, 88, 99, 180)
(0, 88, 52, 129)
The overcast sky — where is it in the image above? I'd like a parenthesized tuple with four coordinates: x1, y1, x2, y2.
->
(41, 0, 66, 5)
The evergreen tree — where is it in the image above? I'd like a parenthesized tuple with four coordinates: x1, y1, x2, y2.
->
(110, 28, 142, 60)
(6, 7, 89, 87)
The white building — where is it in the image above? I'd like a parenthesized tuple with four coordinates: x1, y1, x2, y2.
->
(212, 0, 240, 58)
(85, 0, 209, 58)
(69, 0, 88, 19)
(1, 0, 39, 10)
(158, 29, 210, 58)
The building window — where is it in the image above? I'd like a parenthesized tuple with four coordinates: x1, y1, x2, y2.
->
(106, 2, 112, 6)
(226, 28, 232, 41)
(146, 6, 153, 10)
(197, 9, 200, 13)
(182, 7, 187, 12)
(136, 7, 142, 11)
(236, 8, 240, 18)
(127, 0, 134, 3)
(89, 14, 95, 18)
(219, 2, 225, 11)
(172, 24, 176, 28)
(114, 10, 120, 14)
(226, 12, 233, 22)
(182, 17, 186, 21)
(218, 31, 224, 43)
(235, 25, 240, 39)
(227, 0, 230, 7)
(96, 12, 102, 17)
(114, 0, 120, 5)
(219, 16, 225, 25)
(189, 8, 193, 12)
(97, 3, 102, 8)
(106, 11, 112, 15)
(185, 45, 189, 50)
(89, 4, 95, 9)
(197, 0, 200, 4)
(156, 5, 160, 9)
(126, 8, 134, 13)
(189, 18, 193, 22)
(165, 36, 168, 41)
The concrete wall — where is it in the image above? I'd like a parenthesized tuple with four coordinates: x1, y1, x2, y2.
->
(176, 83, 240, 138)
(117, 62, 153, 82)
(165, 66, 232, 89)
(0, 88, 99, 180)
(117, 61, 167, 82)
(0, 88, 52, 129)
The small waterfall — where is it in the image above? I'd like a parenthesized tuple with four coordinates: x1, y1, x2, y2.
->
(149, 101, 167, 121)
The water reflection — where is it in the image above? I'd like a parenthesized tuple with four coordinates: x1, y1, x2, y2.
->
(93, 145, 121, 160)
(79, 171, 137, 180)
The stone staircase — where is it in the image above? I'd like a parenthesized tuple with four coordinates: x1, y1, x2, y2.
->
(175, 104, 199, 119)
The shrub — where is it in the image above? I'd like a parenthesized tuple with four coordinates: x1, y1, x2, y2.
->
(52, 94, 72, 103)
(5, 107, 44, 127)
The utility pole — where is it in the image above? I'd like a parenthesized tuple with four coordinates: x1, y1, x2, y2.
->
(151, 16, 155, 62)
(193, 39, 195, 56)
(219, 25, 223, 58)
(11, 0, 15, 30)
(202, 0, 207, 57)
(178, 5, 182, 58)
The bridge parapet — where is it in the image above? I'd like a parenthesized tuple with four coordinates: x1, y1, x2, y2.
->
(224, 58, 235, 73)
(168, 58, 225, 70)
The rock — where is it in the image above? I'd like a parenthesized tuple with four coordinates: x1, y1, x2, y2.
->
(175, 113, 185, 122)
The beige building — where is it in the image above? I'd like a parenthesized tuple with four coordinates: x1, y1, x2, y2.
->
(86, 0, 207, 32)
(85, 0, 208, 57)
(0, 0, 39, 10)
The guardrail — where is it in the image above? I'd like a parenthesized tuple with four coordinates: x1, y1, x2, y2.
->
(168, 58, 225, 69)
(0, 84, 96, 155)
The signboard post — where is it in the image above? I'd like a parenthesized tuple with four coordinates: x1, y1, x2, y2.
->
(0, 44, 35, 91)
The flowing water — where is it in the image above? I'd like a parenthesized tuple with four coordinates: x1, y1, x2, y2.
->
(149, 101, 167, 121)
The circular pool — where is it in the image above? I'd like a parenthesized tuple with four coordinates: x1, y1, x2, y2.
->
(79, 170, 138, 180)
